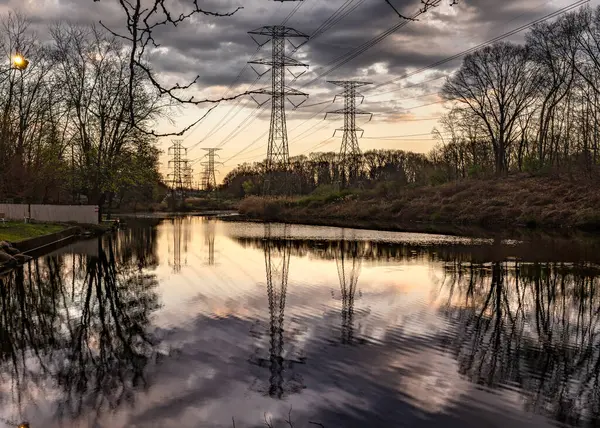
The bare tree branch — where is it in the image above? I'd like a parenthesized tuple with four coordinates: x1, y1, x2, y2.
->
(385, 0, 460, 21)
(91, 0, 245, 135)
(285, 406, 295, 428)
(135, 103, 219, 138)
(384, 0, 418, 21)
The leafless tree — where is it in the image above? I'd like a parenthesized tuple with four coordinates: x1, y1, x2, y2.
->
(526, 18, 577, 165)
(50, 23, 163, 218)
(442, 42, 542, 174)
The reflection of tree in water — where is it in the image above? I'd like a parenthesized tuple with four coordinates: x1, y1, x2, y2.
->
(439, 260, 600, 426)
(249, 225, 305, 399)
(233, 235, 600, 265)
(335, 240, 363, 345)
(0, 230, 161, 424)
(112, 220, 160, 269)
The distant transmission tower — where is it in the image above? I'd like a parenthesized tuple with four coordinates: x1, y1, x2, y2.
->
(326, 81, 373, 186)
(248, 26, 309, 195)
(168, 139, 188, 205)
(201, 148, 222, 192)
(184, 162, 194, 192)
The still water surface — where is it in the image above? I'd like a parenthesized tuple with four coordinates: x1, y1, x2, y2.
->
(1, 216, 600, 427)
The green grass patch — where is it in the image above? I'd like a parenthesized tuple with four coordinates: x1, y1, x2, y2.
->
(0, 222, 66, 243)
(296, 189, 353, 207)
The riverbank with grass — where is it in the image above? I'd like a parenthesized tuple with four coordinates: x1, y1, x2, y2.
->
(238, 174, 600, 233)
(0, 221, 67, 243)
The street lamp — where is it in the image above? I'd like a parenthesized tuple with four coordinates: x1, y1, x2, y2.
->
(11, 53, 28, 71)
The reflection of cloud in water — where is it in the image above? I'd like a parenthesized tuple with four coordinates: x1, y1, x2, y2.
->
(391, 350, 462, 414)
(1, 218, 594, 427)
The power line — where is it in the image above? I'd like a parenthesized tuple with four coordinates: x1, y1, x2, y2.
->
(211, 0, 437, 169)
(287, 0, 589, 156)
(288, 0, 587, 151)
(367, 0, 590, 96)
(300, 3, 430, 88)
(180, 1, 290, 146)
(205, 1, 369, 165)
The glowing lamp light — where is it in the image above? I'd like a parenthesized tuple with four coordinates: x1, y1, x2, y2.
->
(11, 54, 29, 70)
(18, 423, 30, 428)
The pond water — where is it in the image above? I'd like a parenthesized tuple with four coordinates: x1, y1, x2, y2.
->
(1, 216, 600, 428)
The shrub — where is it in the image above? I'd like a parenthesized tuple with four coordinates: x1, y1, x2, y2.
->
(297, 187, 352, 207)
(467, 164, 484, 178)
(372, 181, 397, 198)
(523, 155, 553, 176)
(263, 200, 282, 220)
(242, 180, 256, 196)
(239, 196, 266, 217)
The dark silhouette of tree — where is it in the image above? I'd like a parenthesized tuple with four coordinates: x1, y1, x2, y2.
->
(438, 259, 600, 426)
(442, 43, 542, 175)
(0, 231, 161, 424)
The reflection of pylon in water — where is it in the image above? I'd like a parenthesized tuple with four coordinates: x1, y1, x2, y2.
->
(335, 240, 362, 345)
(203, 218, 217, 265)
(250, 224, 305, 399)
(169, 217, 192, 272)
(170, 218, 183, 272)
(265, 226, 289, 398)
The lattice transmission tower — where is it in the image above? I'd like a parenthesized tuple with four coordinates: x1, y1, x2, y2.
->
(248, 26, 309, 195)
(184, 162, 194, 192)
(168, 139, 188, 205)
(326, 81, 373, 186)
(201, 148, 222, 192)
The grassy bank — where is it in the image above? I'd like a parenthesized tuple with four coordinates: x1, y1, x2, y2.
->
(238, 174, 600, 232)
(110, 196, 239, 214)
(0, 222, 67, 242)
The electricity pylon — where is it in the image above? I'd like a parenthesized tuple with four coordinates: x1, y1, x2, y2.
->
(201, 148, 222, 192)
(326, 81, 373, 186)
(184, 162, 193, 192)
(248, 26, 309, 195)
(168, 140, 187, 206)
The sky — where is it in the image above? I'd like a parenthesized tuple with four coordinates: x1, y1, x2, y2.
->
(1, 0, 596, 182)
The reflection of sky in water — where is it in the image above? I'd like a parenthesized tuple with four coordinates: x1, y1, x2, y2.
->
(0, 217, 590, 427)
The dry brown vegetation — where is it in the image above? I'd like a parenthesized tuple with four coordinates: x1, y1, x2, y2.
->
(238, 174, 600, 231)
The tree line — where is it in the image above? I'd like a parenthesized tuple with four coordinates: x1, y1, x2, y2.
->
(222, 6, 600, 197)
(0, 13, 165, 211)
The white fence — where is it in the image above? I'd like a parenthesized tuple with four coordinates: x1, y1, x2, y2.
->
(0, 204, 98, 224)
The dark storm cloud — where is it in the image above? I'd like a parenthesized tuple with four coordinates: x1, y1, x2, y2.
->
(1, 0, 567, 94)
